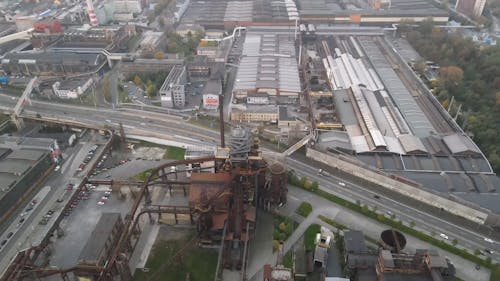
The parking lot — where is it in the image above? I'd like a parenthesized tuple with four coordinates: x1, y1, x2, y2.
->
(49, 184, 133, 269)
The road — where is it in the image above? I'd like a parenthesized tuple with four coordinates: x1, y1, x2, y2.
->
(286, 158, 500, 263)
(0, 94, 499, 266)
(250, 186, 491, 281)
(0, 140, 102, 276)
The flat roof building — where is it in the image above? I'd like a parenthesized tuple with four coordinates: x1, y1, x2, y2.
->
(233, 27, 300, 102)
(0, 145, 52, 224)
(1, 51, 106, 76)
(77, 213, 123, 267)
(159, 65, 187, 108)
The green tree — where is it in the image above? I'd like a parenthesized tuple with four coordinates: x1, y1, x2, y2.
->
(410, 221, 416, 228)
(311, 181, 319, 191)
(146, 82, 156, 98)
(300, 176, 308, 188)
(377, 214, 385, 222)
(452, 239, 458, 246)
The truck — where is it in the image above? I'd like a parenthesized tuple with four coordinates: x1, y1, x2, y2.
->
(0, 77, 10, 85)
(68, 133, 76, 147)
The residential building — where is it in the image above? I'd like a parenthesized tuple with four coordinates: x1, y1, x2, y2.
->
(159, 65, 187, 108)
(52, 77, 94, 99)
(455, 0, 486, 19)
(187, 56, 211, 78)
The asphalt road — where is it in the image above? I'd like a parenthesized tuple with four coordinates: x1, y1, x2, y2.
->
(286, 158, 500, 262)
(0, 140, 100, 276)
(0, 93, 499, 265)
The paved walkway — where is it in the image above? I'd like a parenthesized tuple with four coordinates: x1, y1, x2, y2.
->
(246, 186, 491, 281)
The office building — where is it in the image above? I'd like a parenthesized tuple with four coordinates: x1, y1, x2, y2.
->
(159, 65, 187, 108)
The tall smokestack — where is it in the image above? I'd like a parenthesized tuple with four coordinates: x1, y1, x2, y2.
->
(86, 0, 98, 26)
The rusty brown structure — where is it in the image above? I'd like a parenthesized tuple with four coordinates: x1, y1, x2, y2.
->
(3, 122, 287, 280)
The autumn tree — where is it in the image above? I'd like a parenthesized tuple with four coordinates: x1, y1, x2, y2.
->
(154, 51, 165, 60)
(133, 75, 143, 88)
(439, 66, 463, 88)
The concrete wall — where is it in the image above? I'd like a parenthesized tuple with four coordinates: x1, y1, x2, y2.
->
(306, 148, 490, 225)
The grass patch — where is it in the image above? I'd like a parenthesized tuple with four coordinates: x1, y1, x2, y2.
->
(132, 169, 154, 181)
(304, 224, 321, 251)
(164, 146, 186, 160)
(133, 238, 217, 281)
(1, 85, 23, 96)
(296, 202, 313, 217)
(318, 215, 347, 230)
(491, 266, 500, 281)
(288, 171, 498, 274)
(283, 251, 293, 269)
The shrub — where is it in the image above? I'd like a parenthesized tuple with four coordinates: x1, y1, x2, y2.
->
(296, 202, 313, 217)
(272, 240, 280, 252)
(279, 222, 287, 232)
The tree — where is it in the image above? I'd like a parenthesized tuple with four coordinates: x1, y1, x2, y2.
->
(303, 179, 312, 190)
(279, 222, 287, 232)
(154, 51, 165, 60)
(133, 75, 143, 87)
(311, 181, 319, 191)
(146, 79, 156, 98)
(300, 176, 308, 188)
(410, 221, 416, 228)
(272, 240, 280, 251)
(413, 60, 426, 75)
(452, 239, 458, 246)
(474, 249, 482, 256)
(101, 76, 111, 102)
(377, 214, 385, 222)
(439, 66, 464, 88)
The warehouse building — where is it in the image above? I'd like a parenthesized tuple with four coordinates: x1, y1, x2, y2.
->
(231, 27, 300, 122)
(0, 145, 52, 223)
(296, 0, 449, 24)
(314, 34, 500, 215)
(76, 213, 124, 279)
(179, 0, 298, 29)
(1, 51, 106, 76)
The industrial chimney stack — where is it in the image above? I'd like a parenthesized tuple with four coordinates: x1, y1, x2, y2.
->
(86, 0, 98, 26)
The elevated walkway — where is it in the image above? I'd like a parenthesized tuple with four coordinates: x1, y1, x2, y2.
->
(282, 134, 313, 157)
(0, 28, 33, 45)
